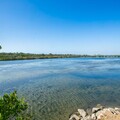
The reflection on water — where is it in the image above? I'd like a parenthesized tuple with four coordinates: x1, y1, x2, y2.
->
(0, 58, 120, 120)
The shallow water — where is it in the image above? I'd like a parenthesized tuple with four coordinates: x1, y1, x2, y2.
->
(0, 58, 120, 120)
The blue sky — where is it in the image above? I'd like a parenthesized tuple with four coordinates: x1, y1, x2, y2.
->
(0, 0, 120, 54)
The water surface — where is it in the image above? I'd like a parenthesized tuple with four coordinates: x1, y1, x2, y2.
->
(0, 58, 120, 120)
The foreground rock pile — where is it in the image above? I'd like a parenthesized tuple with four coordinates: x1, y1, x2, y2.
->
(69, 105, 120, 120)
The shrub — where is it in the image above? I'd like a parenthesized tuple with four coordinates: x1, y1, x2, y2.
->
(0, 91, 29, 120)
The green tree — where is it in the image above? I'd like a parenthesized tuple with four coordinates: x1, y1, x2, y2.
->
(0, 91, 29, 120)
(0, 45, 2, 50)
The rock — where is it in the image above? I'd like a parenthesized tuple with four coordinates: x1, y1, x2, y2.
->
(81, 118, 91, 120)
(115, 108, 120, 112)
(96, 104, 104, 109)
(97, 112, 104, 120)
(115, 111, 120, 115)
(86, 108, 92, 115)
(92, 104, 104, 113)
(114, 108, 120, 115)
(101, 109, 117, 119)
(107, 108, 120, 115)
(85, 115, 93, 120)
(69, 105, 120, 120)
(91, 114, 96, 120)
(80, 118, 84, 120)
(69, 114, 80, 120)
(108, 108, 115, 114)
(92, 107, 101, 113)
(96, 110, 103, 118)
(102, 108, 113, 114)
(78, 109, 86, 118)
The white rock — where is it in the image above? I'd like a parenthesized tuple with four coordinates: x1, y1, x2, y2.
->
(96, 104, 104, 109)
(96, 110, 103, 117)
(91, 114, 96, 120)
(69, 106, 120, 120)
(81, 118, 84, 120)
(69, 114, 80, 120)
(115, 107, 120, 112)
(97, 113, 104, 120)
(92, 108, 101, 113)
(78, 109, 86, 118)
(85, 115, 92, 120)
(102, 108, 108, 114)
(108, 108, 120, 115)
(86, 108, 92, 115)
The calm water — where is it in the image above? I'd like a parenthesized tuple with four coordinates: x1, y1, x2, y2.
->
(0, 58, 120, 120)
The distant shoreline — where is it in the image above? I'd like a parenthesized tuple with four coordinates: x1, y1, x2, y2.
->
(0, 52, 120, 61)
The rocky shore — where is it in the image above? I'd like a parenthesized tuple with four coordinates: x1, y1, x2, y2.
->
(69, 104, 120, 120)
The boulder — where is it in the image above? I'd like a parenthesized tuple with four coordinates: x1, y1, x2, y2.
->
(69, 114, 80, 120)
(96, 104, 104, 109)
(78, 109, 86, 118)
(91, 113, 96, 120)
(85, 115, 93, 120)
(69, 105, 120, 120)
(86, 108, 92, 115)
(108, 108, 115, 114)
(96, 110, 103, 118)
(92, 108, 101, 113)
(115, 108, 120, 112)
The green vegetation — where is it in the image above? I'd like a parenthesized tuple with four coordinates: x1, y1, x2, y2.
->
(0, 45, 120, 60)
(0, 52, 120, 61)
(0, 91, 31, 120)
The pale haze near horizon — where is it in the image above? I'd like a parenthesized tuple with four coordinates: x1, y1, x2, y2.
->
(0, 0, 120, 55)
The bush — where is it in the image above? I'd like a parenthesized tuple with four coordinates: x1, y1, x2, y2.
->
(0, 91, 29, 120)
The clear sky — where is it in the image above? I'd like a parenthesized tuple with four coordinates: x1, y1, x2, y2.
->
(0, 0, 120, 54)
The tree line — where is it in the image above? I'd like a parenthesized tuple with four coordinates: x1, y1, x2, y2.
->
(0, 52, 120, 61)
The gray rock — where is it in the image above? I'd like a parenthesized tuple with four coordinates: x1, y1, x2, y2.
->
(78, 109, 86, 118)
